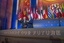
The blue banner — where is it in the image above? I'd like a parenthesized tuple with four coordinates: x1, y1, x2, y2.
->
(33, 19, 59, 28)
(11, 0, 17, 29)
(31, 0, 36, 8)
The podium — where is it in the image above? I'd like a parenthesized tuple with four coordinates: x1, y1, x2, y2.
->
(0, 27, 64, 43)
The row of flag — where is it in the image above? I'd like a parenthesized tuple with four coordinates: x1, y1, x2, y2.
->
(18, 3, 64, 21)
(48, 3, 64, 18)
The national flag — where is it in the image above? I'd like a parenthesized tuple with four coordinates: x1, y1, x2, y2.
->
(23, 9, 27, 16)
(18, 9, 28, 21)
(53, 6, 56, 18)
(58, 8, 62, 18)
(53, 11, 56, 18)
(62, 3, 64, 17)
(62, 12, 64, 17)
(40, 7, 43, 19)
(38, 7, 41, 14)
(36, 8, 40, 20)
(43, 6, 48, 19)
(50, 4, 54, 10)
(56, 3, 60, 9)
(51, 13, 54, 19)
(33, 8, 38, 20)
(33, 8, 36, 20)
(33, 13, 38, 20)
(27, 8, 33, 20)
(45, 9, 48, 19)
(37, 7, 41, 19)
(53, 4, 57, 8)
(43, 10, 45, 19)
(56, 9, 60, 18)
(58, 5, 62, 17)
(48, 6, 52, 18)
(56, 3, 62, 18)
(62, 3, 64, 12)
(50, 4, 54, 18)
(30, 8, 33, 19)
(30, 10, 33, 19)
(26, 8, 29, 13)
(18, 12, 23, 21)
(43, 9, 48, 19)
